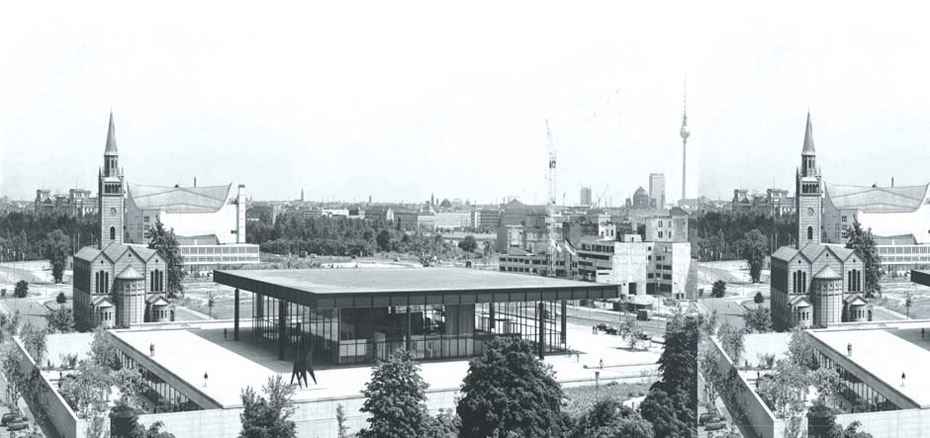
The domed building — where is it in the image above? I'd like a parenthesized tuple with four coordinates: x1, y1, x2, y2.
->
(632, 187, 651, 210)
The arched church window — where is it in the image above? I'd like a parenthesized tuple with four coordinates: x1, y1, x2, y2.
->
(807, 226, 813, 241)
(110, 226, 116, 241)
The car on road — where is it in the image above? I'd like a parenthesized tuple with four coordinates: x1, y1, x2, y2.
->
(603, 325, 618, 335)
(1, 413, 23, 426)
(704, 421, 727, 431)
(7, 421, 28, 431)
(699, 412, 724, 425)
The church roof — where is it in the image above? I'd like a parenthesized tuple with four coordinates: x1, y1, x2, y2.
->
(772, 242, 857, 264)
(772, 246, 801, 262)
(127, 183, 232, 214)
(92, 296, 114, 307)
(824, 182, 929, 214)
(844, 294, 869, 305)
(117, 265, 145, 280)
(814, 265, 842, 279)
(789, 295, 811, 307)
(75, 246, 107, 262)
(105, 112, 118, 156)
(146, 294, 170, 305)
(802, 112, 815, 155)
(75, 242, 159, 264)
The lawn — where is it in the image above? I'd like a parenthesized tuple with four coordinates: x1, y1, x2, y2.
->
(562, 381, 652, 417)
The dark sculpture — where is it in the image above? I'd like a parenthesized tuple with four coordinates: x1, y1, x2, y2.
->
(291, 323, 317, 388)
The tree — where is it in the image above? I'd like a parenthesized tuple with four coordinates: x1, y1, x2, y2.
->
(60, 359, 112, 418)
(742, 306, 773, 333)
(90, 328, 122, 370)
(639, 388, 690, 438)
(336, 404, 349, 438)
(43, 229, 71, 283)
(716, 322, 745, 364)
(111, 397, 176, 438)
(740, 229, 768, 283)
(787, 328, 817, 369)
(811, 367, 844, 406)
(147, 220, 187, 298)
(20, 322, 47, 364)
(47, 306, 76, 333)
(753, 291, 764, 304)
(358, 349, 433, 438)
(57, 291, 68, 304)
(807, 399, 838, 438)
(376, 229, 394, 253)
(14, 280, 29, 298)
(619, 318, 644, 349)
(570, 398, 654, 438)
(711, 280, 726, 298)
(845, 220, 884, 298)
(113, 367, 146, 406)
(457, 337, 565, 438)
(239, 374, 297, 438)
(758, 359, 809, 418)
(458, 235, 478, 253)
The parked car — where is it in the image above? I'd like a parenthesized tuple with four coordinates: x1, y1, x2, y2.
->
(603, 325, 618, 335)
(699, 412, 724, 425)
(1, 413, 23, 426)
(596, 323, 608, 332)
(7, 421, 28, 431)
(705, 421, 727, 431)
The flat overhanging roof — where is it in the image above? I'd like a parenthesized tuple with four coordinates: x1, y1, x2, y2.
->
(809, 329, 930, 409)
(213, 267, 619, 307)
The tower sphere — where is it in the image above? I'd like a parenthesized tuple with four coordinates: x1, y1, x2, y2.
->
(680, 124, 690, 140)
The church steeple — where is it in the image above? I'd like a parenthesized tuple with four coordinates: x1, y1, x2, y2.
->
(802, 111, 815, 155)
(99, 112, 125, 248)
(796, 111, 822, 248)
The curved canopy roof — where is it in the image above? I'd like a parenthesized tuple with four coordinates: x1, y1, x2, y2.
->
(825, 183, 929, 214)
(128, 183, 232, 214)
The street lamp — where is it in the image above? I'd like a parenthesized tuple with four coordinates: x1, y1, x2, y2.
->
(208, 291, 215, 319)
(906, 292, 913, 319)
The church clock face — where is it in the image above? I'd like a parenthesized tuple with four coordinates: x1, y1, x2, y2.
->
(110, 207, 117, 216)
(807, 207, 814, 216)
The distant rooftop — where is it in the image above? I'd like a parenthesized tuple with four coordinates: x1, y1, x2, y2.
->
(825, 182, 929, 214)
(128, 183, 233, 214)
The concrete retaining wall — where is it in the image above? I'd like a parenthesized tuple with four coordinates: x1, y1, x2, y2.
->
(10, 337, 82, 438)
(836, 409, 930, 438)
(138, 387, 461, 438)
(699, 260, 749, 271)
(707, 336, 785, 438)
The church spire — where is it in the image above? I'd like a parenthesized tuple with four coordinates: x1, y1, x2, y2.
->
(802, 111, 815, 155)
(105, 111, 118, 156)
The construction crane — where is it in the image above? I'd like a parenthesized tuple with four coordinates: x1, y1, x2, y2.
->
(592, 185, 610, 209)
(545, 119, 558, 277)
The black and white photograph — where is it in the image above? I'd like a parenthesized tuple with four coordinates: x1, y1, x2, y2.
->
(2, 2, 930, 437)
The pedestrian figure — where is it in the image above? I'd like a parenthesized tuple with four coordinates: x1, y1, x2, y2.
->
(224, 328, 228, 339)
(150, 343, 155, 357)
(599, 358, 604, 369)
(203, 372, 209, 388)
(847, 343, 852, 356)
(923, 328, 925, 339)
(902, 372, 906, 387)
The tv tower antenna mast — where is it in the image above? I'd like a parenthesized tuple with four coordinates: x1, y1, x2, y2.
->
(545, 119, 558, 277)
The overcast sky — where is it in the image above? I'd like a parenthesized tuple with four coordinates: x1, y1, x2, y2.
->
(2, 2, 929, 205)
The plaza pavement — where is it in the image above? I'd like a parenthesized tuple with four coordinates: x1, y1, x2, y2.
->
(113, 321, 661, 409)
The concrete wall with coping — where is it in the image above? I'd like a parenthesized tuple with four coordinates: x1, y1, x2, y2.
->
(707, 336, 785, 438)
(835, 409, 930, 438)
(10, 337, 82, 438)
(138, 386, 462, 438)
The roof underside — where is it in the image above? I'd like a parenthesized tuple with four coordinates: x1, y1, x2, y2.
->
(826, 183, 929, 213)
(128, 183, 232, 213)
(214, 268, 618, 307)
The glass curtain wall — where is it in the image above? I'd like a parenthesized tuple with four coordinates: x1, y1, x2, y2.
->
(249, 291, 569, 366)
(117, 351, 202, 413)
(814, 350, 898, 413)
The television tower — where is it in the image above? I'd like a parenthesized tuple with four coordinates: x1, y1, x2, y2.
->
(680, 80, 690, 201)
(545, 119, 558, 277)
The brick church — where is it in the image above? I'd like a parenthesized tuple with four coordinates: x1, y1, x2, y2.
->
(73, 113, 172, 330)
(770, 113, 869, 330)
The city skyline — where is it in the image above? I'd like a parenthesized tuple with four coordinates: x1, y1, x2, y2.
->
(2, 2, 930, 204)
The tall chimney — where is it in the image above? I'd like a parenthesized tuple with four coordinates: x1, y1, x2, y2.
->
(194, 177, 197, 187)
(236, 184, 246, 243)
(892, 177, 895, 187)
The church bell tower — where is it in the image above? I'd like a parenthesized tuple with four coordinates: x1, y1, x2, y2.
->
(98, 112, 125, 248)
(796, 112, 822, 248)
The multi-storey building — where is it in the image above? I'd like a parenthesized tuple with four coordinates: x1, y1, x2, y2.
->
(649, 173, 666, 209)
(580, 186, 593, 206)
(575, 234, 692, 299)
(644, 208, 689, 242)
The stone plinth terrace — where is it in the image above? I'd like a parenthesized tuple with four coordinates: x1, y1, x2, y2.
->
(213, 267, 619, 306)
(809, 328, 930, 409)
(109, 324, 660, 409)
